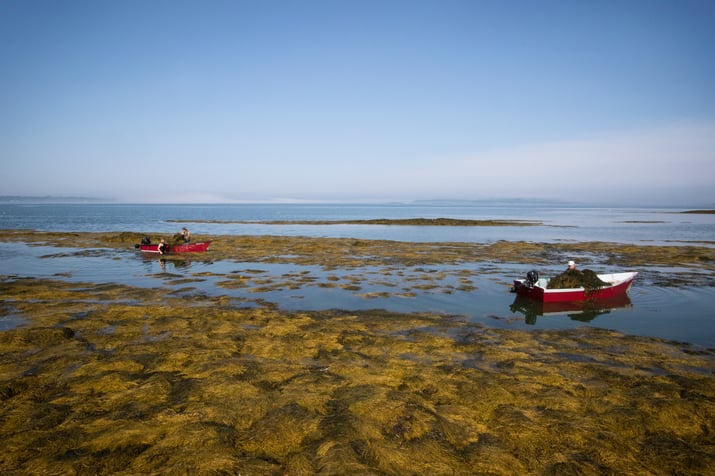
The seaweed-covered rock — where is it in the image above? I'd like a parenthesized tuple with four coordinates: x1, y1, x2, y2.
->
(104, 232, 146, 245)
(547, 269, 608, 291)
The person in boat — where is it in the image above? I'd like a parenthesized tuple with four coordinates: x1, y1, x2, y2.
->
(157, 239, 168, 255)
(559, 260, 581, 280)
(172, 227, 191, 244)
(548, 260, 607, 290)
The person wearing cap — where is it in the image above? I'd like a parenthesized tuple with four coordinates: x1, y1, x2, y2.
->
(567, 260, 576, 270)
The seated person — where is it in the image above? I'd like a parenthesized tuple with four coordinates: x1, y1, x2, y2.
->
(548, 260, 607, 290)
(172, 228, 191, 244)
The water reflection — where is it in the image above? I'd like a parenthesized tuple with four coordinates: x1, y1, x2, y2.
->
(510, 294, 633, 324)
(141, 256, 193, 273)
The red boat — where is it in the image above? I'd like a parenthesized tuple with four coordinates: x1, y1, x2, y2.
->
(512, 271, 637, 303)
(137, 241, 211, 254)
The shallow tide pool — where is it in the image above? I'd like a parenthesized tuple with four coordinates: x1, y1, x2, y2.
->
(2, 242, 713, 347)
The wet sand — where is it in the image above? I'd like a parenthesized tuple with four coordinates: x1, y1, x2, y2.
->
(1, 231, 714, 474)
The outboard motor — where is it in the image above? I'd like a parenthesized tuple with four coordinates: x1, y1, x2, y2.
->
(524, 270, 539, 288)
(511, 269, 540, 292)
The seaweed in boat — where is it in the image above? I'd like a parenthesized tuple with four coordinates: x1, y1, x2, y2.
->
(547, 269, 608, 291)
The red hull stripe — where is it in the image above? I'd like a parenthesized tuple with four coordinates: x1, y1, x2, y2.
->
(139, 242, 211, 253)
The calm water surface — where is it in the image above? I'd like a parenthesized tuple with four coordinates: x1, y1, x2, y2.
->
(1, 203, 714, 347)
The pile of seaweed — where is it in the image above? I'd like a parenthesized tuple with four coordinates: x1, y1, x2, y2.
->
(547, 269, 609, 291)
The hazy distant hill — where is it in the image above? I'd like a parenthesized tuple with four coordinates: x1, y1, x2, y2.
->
(411, 198, 578, 207)
(0, 196, 113, 203)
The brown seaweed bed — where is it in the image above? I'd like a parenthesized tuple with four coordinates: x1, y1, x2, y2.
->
(165, 218, 541, 226)
(1, 231, 715, 474)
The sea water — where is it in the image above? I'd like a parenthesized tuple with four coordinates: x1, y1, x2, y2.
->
(1, 202, 714, 346)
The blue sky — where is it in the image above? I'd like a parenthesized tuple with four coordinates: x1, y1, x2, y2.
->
(1, 0, 714, 205)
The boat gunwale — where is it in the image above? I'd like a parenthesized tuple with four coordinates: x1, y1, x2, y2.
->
(518, 272, 637, 293)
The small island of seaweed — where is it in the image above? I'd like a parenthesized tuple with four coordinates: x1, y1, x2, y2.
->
(166, 217, 542, 226)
